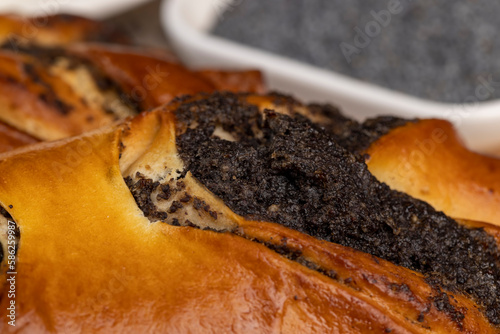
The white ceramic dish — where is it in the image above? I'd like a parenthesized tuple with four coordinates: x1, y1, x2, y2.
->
(162, 0, 500, 155)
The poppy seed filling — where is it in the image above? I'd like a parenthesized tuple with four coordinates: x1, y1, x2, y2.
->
(172, 93, 500, 326)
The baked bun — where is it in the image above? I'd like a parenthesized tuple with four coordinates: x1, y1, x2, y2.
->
(0, 92, 499, 333)
(0, 13, 265, 152)
(0, 42, 265, 151)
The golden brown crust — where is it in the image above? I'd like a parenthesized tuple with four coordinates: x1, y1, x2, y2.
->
(0, 51, 122, 141)
(365, 119, 500, 226)
(238, 220, 497, 333)
(0, 14, 129, 47)
(68, 43, 220, 109)
(0, 104, 496, 333)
